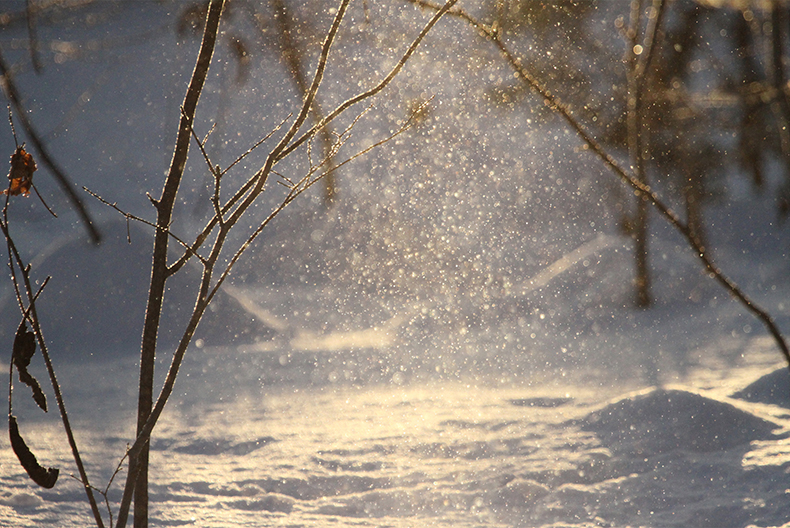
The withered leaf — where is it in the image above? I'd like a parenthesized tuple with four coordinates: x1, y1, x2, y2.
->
(8, 415, 59, 489)
(12, 321, 47, 412)
(3, 146, 36, 197)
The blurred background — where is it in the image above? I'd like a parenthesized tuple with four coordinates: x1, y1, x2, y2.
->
(0, 0, 788, 389)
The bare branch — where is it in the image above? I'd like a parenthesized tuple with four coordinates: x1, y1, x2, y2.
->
(278, 0, 460, 161)
(68, 444, 129, 528)
(165, 113, 293, 276)
(180, 106, 218, 178)
(271, 0, 338, 203)
(167, 0, 359, 277)
(201, 122, 217, 147)
(409, 0, 790, 367)
(171, 0, 458, 278)
(179, 106, 225, 225)
(31, 183, 57, 218)
(83, 187, 207, 265)
(221, 113, 291, 177)
(208, 94, 430, 306)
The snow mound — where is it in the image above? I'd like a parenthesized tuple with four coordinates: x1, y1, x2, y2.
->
(509, 397, 573, 408)
(0, 222, 273, 357)
(151, 436, 275, 456)
(731, 367, 790, 407)
(224, 494, 295, 513)
(0, 493, 42, 509)
(582, 388, 780, 455)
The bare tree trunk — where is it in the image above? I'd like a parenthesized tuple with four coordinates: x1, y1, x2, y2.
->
(633, 196, 651, 307)
(684, 167, 706, 252)
(626, 0, 651, 308)
(131, 2, 225, 527)
(770, 1, 790, 214)
(771, 2, 790, 143)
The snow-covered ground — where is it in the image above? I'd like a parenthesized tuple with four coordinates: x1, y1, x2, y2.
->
(1, 1, 790, 526)
(3, 338, 790, 527)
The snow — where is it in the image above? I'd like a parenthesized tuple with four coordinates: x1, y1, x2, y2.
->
(582, 388, 784, 455)
(1, 1, 790, 527)
(5, 353, 790, 527)
(733, 368, 790, 408)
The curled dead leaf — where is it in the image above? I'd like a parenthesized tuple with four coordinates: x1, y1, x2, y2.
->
(12, 321, 47, 412)
(3, 145, 36, 197)
(8, 415, 59, 488)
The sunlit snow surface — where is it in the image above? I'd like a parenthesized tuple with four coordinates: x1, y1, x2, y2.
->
(3, 340, 790, 528)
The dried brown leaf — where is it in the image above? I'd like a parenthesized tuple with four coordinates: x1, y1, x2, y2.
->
(8, 415, 58, 488)
(12, 321, 47, 412)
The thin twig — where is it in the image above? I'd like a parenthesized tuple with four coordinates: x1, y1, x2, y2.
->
(178, 107, 224, 225)
(271, 0, 338, 203)
(208, 0, 355, 228)
(83, 187, 207, 265)
(169, 0, 357, 277)
(31, 183, 57, 217)
(7, 104, 18, 148)
(69, 444, 129, 527)
(221, 113, 291, 177)
(208, 94, 430, 311)
(165, 114, 292, 275)
(68, 474, 113, 528)
(179, 106, 217, 178)
(201, 122, 217, 147)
